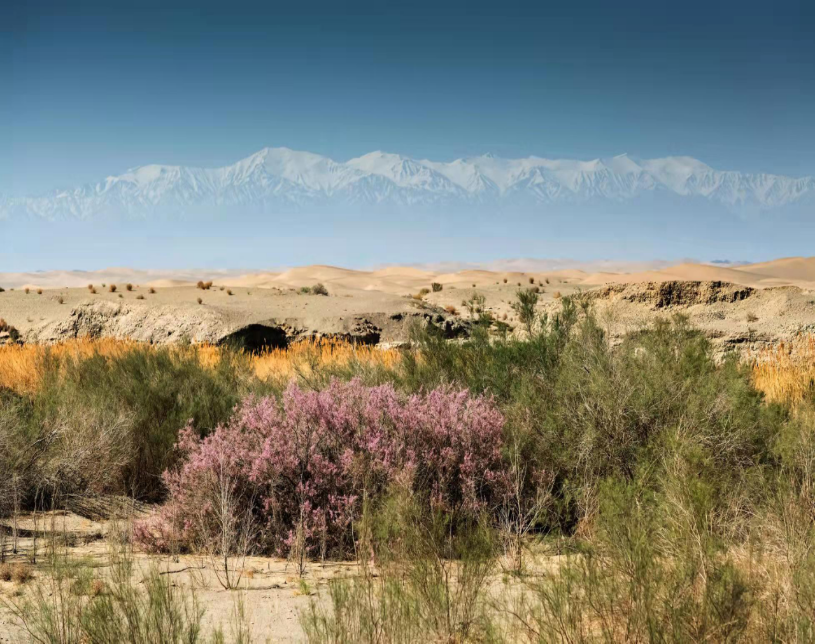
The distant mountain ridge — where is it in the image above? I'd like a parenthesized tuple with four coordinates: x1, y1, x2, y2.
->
(4, 147, 814, 221)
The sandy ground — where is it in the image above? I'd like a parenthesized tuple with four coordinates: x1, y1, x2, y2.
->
(0, 511, 355, 642)
(2, 258, 815, 350)
(0, 511, 559, 643)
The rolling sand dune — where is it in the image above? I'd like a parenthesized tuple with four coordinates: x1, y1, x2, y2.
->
(733, 257, 815, 282)
(4, 258, 815, 295)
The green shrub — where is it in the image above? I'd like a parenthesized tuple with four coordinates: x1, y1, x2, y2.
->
(2, 345, 260, 505)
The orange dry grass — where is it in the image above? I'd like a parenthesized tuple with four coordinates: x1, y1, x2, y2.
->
(0, 337, 141, 393)
(750, 334, 815, 405)
(251, 338, 401, 380)
(0, 337, 401, 393)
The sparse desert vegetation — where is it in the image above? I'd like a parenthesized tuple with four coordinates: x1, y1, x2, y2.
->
(3, 294, 815, 641)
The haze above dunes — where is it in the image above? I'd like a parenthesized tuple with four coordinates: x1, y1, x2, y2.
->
(3, 257, 815, 293)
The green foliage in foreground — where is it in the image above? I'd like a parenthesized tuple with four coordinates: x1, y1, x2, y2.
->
(5, 295, 815, 641)
(0, 344, 267, 506)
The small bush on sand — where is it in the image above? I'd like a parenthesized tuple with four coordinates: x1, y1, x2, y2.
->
(197, 297, 203, 305)
(444, 305, 458, 315)
(125, 284, 133, 292)
(108, 284, 117, 293)
(226, 289, 233, 296)
(431, 283, 443, 292)
(148, 287, 156, 294)
(0, 319, 20, 341)
(136, 295, 145, 300)
(37, 289, 43, 295)
(25, 288, 30, 295)
(12, 563, 32, 584)
(312, 283, 329, 296)
(0, 562, 32, 584)
(511, 288, 539, 336)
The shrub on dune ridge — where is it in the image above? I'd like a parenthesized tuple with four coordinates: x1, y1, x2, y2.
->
(134, 379, 507, 558)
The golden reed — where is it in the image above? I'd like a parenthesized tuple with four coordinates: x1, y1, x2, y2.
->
(0, 337, 401, 394)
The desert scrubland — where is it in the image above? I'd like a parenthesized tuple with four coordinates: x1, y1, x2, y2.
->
(3, 260, 815, 641)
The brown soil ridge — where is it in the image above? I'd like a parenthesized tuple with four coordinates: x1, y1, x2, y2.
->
(591, 280, 755, 309)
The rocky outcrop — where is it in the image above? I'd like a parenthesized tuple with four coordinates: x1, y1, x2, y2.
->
(23, 300, 470, 349)
(591, 281, 754, 309)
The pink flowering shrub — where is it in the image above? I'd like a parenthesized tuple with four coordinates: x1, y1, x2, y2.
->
(134, 379, 506, 558)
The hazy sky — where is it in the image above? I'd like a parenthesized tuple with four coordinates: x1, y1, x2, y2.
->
(5, 0, 814, 197)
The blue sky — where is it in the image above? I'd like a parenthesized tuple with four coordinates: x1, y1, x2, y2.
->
(5, 0, 815, 197)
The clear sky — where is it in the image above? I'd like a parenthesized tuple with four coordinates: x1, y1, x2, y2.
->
(5, 0, 814, 198)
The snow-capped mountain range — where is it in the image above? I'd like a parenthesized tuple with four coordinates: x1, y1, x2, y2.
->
(4, 148, 814, 221)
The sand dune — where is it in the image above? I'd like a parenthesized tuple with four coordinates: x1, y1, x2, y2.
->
(3, 258, 815, 295)
(734, 257, 815, 282)
(371, 266, 436, 279)
(143, 279, 193, 288)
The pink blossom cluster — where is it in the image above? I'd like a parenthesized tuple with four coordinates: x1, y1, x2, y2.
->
(134, 378, 506, 558)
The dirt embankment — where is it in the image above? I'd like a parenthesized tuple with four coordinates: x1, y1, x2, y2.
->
(18, 299, 469, 350)
(590, 281, 755, 309)
(584, 280, 815, 354)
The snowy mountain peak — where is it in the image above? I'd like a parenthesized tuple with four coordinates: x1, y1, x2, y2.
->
(4, 148, 813, 222)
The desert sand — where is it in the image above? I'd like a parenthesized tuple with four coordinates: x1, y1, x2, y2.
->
(2, 257, 815, 351)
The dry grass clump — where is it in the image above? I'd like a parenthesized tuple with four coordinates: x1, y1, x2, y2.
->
(148, 287, 156, 294)
(136, 295, 145, 300)
(751, 334, 815, 405)
(226, 289, 233, 296)
(252, 338, 400, 380)
(25, 288, 30, 294)
(197, 280, 213, 290)
(0, 562, 33, 584)
(108, 284, 117, 293)
(197, 297, 203, 305)
(37, 289, 43, 295)
(125, 283, 133, 292)
(444, 305, 459, 315)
